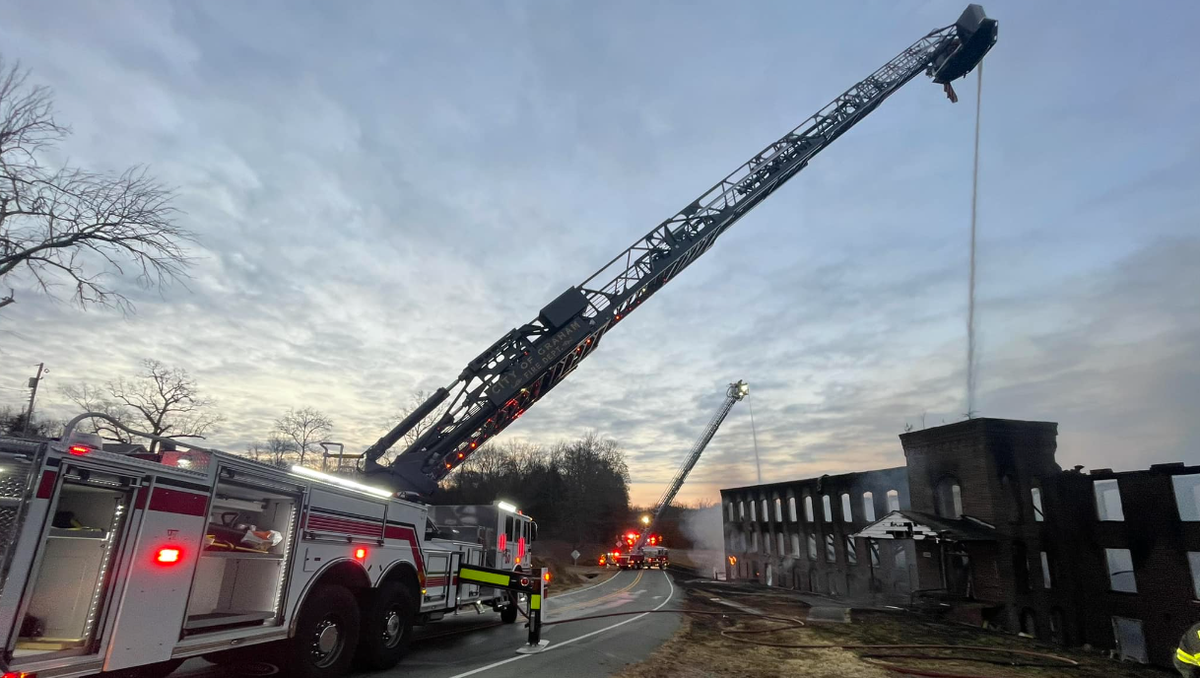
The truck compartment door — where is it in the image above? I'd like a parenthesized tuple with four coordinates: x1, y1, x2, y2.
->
(104, 478, 208, 671)
(462, 548, 482, 601)
(421, 552, 451, 609)
(7, 464, 141, 668)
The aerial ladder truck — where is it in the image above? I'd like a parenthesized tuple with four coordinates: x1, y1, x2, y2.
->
(614, 381, 749, 570)
(0, 7, 994, 678)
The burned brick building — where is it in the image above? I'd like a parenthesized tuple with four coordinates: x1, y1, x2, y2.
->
(720, 417, 1200, 669)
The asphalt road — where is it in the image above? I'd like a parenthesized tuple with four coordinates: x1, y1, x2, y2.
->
(176, 568, 679, 678)
(388, 568, 679, 678)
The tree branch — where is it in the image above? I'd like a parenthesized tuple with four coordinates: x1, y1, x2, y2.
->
(0, 55, 191, 314)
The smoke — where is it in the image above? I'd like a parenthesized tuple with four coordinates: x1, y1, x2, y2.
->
(679, 504, 725, 574)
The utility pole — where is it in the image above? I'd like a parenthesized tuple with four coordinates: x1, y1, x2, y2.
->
(22, 363, 45, 436)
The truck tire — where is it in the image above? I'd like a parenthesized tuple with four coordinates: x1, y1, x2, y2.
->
(355, 581, 415, 671)
(500, 593, 519, 624)
(288, 584, 360, 678)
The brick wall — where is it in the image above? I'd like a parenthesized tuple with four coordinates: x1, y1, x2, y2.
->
(721, 466, 914, 602)
(720, 419, 1200, 670)
(1050, 465, 1200, 666)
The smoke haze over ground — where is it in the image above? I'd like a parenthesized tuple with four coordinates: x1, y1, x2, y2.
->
(679, 505, 725, 573)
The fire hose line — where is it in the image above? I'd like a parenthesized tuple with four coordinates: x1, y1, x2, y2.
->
(535, 609, 1079, 677)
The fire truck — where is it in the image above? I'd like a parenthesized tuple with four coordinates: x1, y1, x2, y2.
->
(0, 419, 537, 678)
(612, 533, 667, 570)
(0, 6, 993, 677)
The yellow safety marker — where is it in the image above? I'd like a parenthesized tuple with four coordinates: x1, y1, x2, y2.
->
(459, 567, 512, 587)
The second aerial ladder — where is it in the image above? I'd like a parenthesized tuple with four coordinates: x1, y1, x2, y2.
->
(614, 380, 748, 569)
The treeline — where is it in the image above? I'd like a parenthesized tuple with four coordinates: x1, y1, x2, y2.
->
(437, 431, 632, 546)
(0, 406, 59, 438)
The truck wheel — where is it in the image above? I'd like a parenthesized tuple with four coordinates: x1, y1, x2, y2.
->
(288, 584, 360, 678)
(355, 582, 415, 671)
(500, 593, 519, 624)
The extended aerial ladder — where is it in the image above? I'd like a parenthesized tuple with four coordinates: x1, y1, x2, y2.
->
(635, 380, 749, 552)
(363, 6, 998, 495)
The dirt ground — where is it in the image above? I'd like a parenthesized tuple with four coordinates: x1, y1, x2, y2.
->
(618, 579, 1167, 678)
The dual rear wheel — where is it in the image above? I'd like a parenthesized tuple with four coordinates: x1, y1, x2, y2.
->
(290, 581, 417, 677)
(204, 581, 416, 678)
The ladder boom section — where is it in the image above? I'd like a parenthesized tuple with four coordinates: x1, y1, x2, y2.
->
(364, 6, 996, 495)
(637, 381, 747, 550)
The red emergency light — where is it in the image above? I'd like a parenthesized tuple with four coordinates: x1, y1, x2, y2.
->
(354, 547, 367, 561)
(68, 445, 90, 456)
(4, 671, 37, 678)
(155, 547, 182, 565)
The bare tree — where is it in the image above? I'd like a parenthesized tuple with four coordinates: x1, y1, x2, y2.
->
(265, 434, 295, 467)
(105, 359, 222, 453)
(59, 382, 134, 442)
(242, 435, 294, 466)
(0, 56, 192, 313)
(244, 441, 265, 463)
(275, 407, 332, 467)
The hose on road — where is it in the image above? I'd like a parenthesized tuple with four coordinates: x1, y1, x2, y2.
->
(538, 607, 1080, 677)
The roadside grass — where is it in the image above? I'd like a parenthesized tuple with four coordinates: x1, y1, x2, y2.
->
(618, 581, 1164, 678)
(531, 550, 617, 595)
(548, 564, 617, 595)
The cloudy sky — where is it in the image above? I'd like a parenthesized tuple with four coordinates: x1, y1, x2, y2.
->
(2, 1, 1197, 507)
